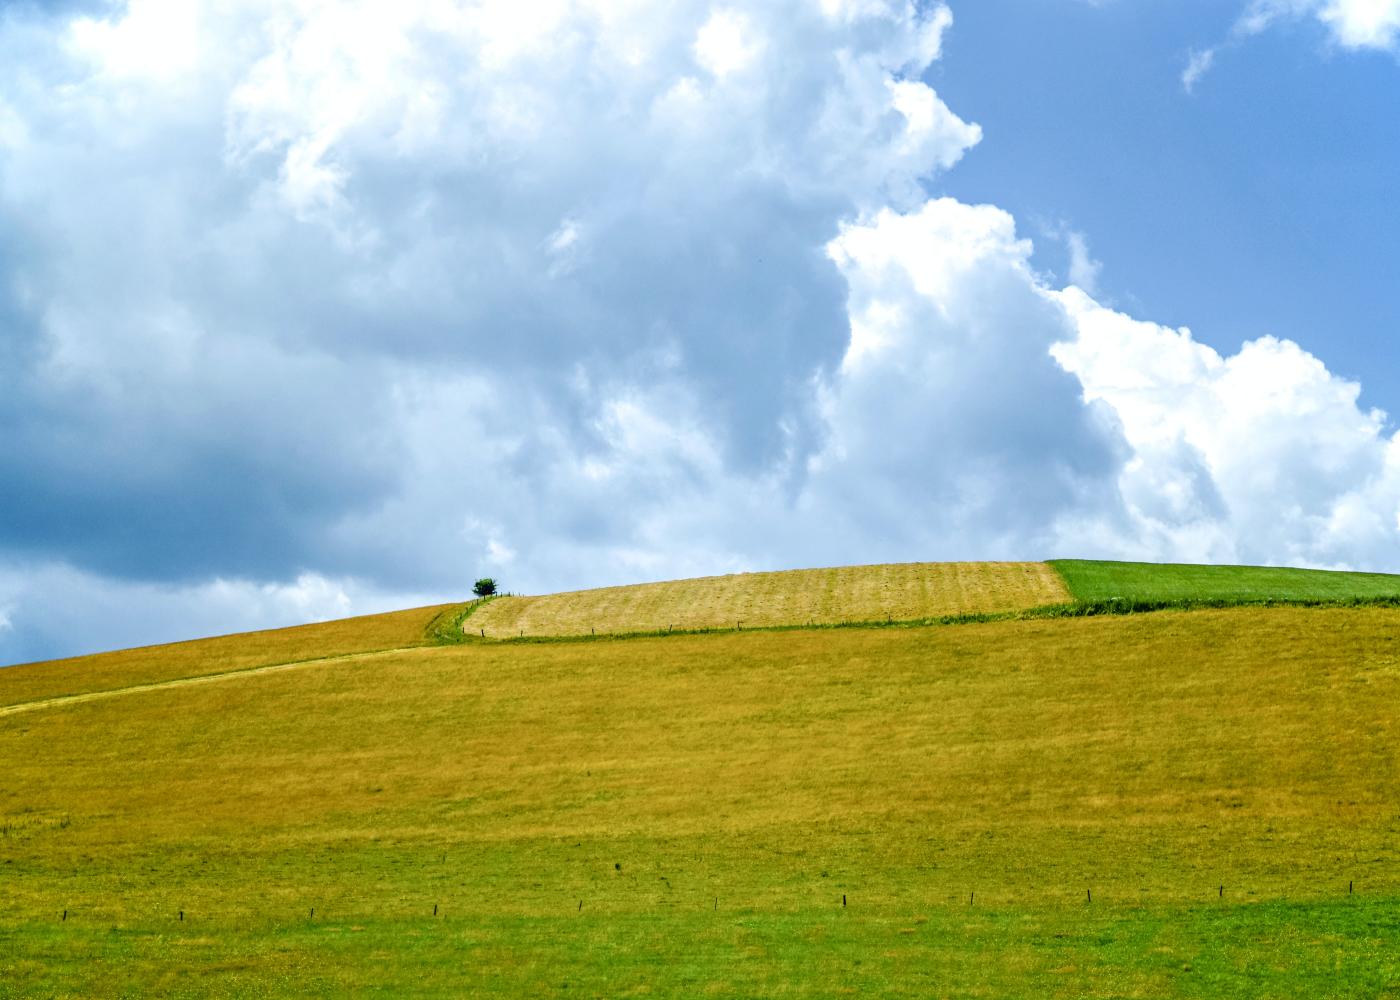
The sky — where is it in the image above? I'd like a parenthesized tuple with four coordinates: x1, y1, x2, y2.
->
(2, 0, 1399, 664)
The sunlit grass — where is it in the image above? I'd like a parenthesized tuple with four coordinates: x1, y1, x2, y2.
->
(0, 603, 461, 705)
(3, 606, 1399, 995)
(1052, 558, 1400, 604)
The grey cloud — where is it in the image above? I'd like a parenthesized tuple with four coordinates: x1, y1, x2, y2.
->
(0, 0, 975, 630)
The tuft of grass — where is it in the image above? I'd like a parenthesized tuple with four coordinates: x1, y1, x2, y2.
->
(1051, 559, 1400, 604)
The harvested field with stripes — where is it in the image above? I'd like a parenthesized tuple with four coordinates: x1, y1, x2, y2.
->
(464, 561, 1069, 638)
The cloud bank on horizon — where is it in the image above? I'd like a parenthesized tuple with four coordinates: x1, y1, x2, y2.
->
(1, 0, 1397, 662)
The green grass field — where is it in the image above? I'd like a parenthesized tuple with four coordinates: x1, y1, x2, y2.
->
(1052, 558, 1400, 605)
(4, 564, 1400, 996)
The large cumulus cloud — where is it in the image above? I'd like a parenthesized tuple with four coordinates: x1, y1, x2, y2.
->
(1053, 291, 1400, 568)
(1, 0, 1398, 664)
(0, 0, 977, 561)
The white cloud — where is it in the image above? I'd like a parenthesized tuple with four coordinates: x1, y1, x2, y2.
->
(1237, 0, 1400, 49)
(544, 217, 585, 277)
(693, 9, 762, 78)
(1053, 288, 1400, 568)
(67, 0, 204, 81)
(1193, 0, 1400, 87)
(809, 200, 1124, 556)
(1181, 47, 1217, 93)
(1042, 223, 1104, 296)
(0, 97, 28, 150)
(1065, 232, 1103, 296)
(1319, 0, 1400, 47)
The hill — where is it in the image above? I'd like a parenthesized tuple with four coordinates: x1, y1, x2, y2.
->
(3, 561, 1400, 997)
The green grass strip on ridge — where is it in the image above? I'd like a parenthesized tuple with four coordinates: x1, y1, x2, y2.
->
(1049, 558, 1400, 604)
(424, 597, 498, 645)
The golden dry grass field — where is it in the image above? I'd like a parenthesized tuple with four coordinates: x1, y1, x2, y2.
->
(0, 603, 456, 708)
(467, 561, 1069, 638)
(2, 601, 1400, 996)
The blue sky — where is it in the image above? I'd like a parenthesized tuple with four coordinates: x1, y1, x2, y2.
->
(937, 0, 1400, 414)
(2, 0, 1400, 664)
(929, 0, 1400, 408)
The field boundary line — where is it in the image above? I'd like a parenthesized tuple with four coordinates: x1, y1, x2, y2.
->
(473, 594, 1400, 644)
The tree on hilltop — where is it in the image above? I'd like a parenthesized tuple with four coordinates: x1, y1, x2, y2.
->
(473, 577, 498, 597)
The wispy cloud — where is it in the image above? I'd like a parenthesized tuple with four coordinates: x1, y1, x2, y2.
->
(1041, 221, 1104, 296)
(1181, 47, 1217, 94)
(1065, 231, 1104, 296)
(1186, 1, 1400, 96)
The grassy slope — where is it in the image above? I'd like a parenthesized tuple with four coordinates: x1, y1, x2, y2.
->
(3, 606, 1400, 996)
(468, 561, 1069, 638)
(0, 603, 464, 707)
(1053, 559, 1400, 604)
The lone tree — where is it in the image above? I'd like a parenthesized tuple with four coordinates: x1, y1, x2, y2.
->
(473, 577, 498, 598)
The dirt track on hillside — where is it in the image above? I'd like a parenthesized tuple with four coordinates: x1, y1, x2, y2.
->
(0, 648, 413, 719)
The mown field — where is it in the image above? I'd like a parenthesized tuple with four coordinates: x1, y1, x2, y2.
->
(466, 561, 1068, 638)
(3, 587, 1400, 996)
